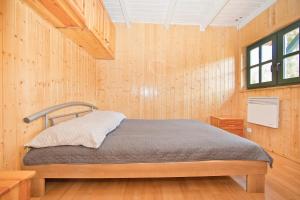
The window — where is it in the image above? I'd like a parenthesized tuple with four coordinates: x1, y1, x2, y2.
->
(247, 20, 300, 89)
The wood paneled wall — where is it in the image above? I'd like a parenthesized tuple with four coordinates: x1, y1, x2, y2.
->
(96, 0, 300, 163)
(96, 24, 239, 121)
(0, 0, 97, 169)
(1, 0, 299, 170)
(237, 0, 300, 162)
(0, 0, 4, 169)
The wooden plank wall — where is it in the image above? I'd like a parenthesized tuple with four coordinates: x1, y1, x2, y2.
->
(96, 24, 239, 122)
(96, 0, 300, 163)
(237, 0, 300, 162)
(0, 0, 4, 169)
(0, 0, 96, 169)
(1, 0, 299, 169)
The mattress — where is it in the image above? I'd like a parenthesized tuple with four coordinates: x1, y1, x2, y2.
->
(23, 119, 273, 166)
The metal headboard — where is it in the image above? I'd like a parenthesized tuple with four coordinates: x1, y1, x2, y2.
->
(23, 102, 98, 128)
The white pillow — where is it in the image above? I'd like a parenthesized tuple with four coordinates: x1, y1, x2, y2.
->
(25, 111, 126, 148)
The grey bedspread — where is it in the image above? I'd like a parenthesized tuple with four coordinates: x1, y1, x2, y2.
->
(23, 119, 272, 166)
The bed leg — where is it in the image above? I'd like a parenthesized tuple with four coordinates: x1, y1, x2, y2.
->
(31, 178, 45, 197)
(246, 174, 265, 193)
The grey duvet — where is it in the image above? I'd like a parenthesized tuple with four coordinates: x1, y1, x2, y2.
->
(23, 119, 272, 166)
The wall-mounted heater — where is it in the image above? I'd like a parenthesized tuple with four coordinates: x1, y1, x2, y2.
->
(247, 97, 280, 128)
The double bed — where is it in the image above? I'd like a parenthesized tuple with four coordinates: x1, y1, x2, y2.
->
(22, 102, 272, 197)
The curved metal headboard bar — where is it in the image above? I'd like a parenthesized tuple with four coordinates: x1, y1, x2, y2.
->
(23, 101, 98, 124)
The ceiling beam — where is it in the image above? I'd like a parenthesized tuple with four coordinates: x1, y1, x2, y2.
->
(164, 0, 178, 28)
(200, 0, 230, 31)
(237, 0, 276, 29)
(118, 0, 130, 27)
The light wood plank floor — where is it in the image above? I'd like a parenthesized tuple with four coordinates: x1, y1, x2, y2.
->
(32, 152, 300, 200)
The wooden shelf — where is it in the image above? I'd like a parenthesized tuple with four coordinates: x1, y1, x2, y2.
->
(24, 0, 116, 59)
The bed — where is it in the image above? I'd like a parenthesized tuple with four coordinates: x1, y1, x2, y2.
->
(22, 102, 272, 197)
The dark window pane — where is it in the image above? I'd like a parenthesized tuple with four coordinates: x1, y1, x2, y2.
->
(250, 47, 259, 66)
(261, 41, 272, 62)
(250, 66, 259, 84)
(283, 54, 299, 79)
(261, 63, 273, 82)
(283, 28, 299, 55)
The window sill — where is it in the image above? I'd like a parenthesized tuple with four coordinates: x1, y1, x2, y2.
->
(239, 84, 300, 93)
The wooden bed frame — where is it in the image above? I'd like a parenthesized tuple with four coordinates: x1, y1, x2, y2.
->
(22, 102, 268, 197)
(22, 160, 267, 197)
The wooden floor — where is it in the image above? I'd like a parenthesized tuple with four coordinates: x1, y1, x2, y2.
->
(32, 152, 300, 200)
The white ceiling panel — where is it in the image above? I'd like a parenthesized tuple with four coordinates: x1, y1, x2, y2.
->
(103, 0, 277, 29)
(172, 0, 211, 25)
(212, 0, 271, 26)
(127, 0, 171, 24)
(103, 0, 124, 22)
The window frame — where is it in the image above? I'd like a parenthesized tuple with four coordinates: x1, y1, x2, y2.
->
(247, 34, 277, 89)
(246, 20, 300, 89)
(277, 21, 300, 85)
